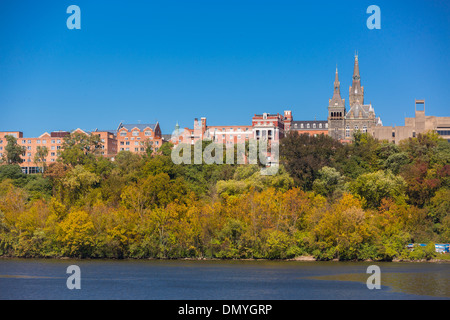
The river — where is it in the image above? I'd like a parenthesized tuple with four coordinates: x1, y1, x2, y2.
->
(0, 258, 448, 300)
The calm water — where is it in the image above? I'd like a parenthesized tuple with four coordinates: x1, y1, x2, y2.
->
(0, 259, 449, 300)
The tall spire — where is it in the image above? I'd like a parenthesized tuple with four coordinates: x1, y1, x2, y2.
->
(349, 53, 364, 106)
(329, 66, 345, 107)
(353, 53, 360, 81)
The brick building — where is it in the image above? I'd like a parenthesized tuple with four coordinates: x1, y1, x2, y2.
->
(116, 122, 162, 154)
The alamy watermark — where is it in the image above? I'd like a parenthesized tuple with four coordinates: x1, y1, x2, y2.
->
(169, 128, 280, 176)
(367, 5, 381, 30)
(66, 265, 81, 290)
(366, 265, 381, 290)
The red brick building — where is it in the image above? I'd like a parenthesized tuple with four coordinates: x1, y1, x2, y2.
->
(116, 122, 162, 154)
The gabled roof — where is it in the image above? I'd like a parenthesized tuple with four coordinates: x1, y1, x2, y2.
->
(117, 123, 158, 132)
(39, 132, 51, 138)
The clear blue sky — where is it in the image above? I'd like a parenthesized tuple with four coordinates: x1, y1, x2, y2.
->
(1, 0, 449, 136)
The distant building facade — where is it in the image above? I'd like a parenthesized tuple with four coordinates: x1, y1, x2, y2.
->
(372, 100, 450, 143)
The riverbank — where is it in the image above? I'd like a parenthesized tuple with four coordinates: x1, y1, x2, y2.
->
(2, 254, 450, 263)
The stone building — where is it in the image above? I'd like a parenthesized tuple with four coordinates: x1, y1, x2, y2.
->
(328, 55, 382, 142)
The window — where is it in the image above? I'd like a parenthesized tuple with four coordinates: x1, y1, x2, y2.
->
(345, 126, 350, 138)
(120, 142, 124, 145)
(145, 131, 152, 136)
(354, 125, 359, 131)
(134, 141, 139, 145)
(22, 140, 26, 144)
(28, 140, 32, 144)
(37, 140, 41, 144)
(27, 146, 31, 150)
(57, 140, 61, 144)
(51, 140, 55, 144)
(120, 132, 127, 136)
(51, 152, 55, 156)
(301, 124, 304, 129)
(126, 142, 130, 145)
(51, 146, 55, 150)
(319, 123, 322, 128)
(132, 131, 139, 136)
(307, 123, 310, 129)
(42, 140, 46, 144)
(313, 123, 316, 129)
(135, 148, 139, 152)
(363, 125, 367, 133)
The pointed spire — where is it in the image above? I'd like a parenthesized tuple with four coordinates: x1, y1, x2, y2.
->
(353, 54, 360, 80)
(329, 66, 345, 108)
(333, 66, 341, 93)
(349, 53, 364, 106)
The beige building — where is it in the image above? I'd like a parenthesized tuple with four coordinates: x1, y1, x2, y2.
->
(372, 100, 450, 144)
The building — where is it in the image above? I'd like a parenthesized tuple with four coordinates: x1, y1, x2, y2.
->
(252, 113, 285, 142)
(0, 130, 69, 173)
(372, 100, 450, 143)
(91, 129, 118, 157)
(287, 113, 329, 137)
(116, 122, 163, 154)
(328, 55, 382, 142)
(173, 117, 254, 146)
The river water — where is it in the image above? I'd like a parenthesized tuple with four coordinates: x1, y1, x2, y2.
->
(0, 259, 448, 300)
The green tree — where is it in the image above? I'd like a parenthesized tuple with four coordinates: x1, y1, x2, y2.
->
(349, 170, 406, 209)
(280, 132, 342, 190)
(62, 165, 100, 204)
(60, 131, 102, 166)
(4, 135, 24, 165)
(34, 146, 48, 174)
(312, 166, 345, 198)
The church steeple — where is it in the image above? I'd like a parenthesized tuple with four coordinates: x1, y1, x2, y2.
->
(328, 66, 346, 141)
(329, 67, 345, 108)
(349, 54, 364, 106)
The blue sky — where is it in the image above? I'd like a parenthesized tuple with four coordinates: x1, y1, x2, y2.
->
(1, 0, 449, 136)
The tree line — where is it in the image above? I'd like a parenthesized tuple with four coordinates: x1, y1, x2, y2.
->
(0, 131, 448, 260)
